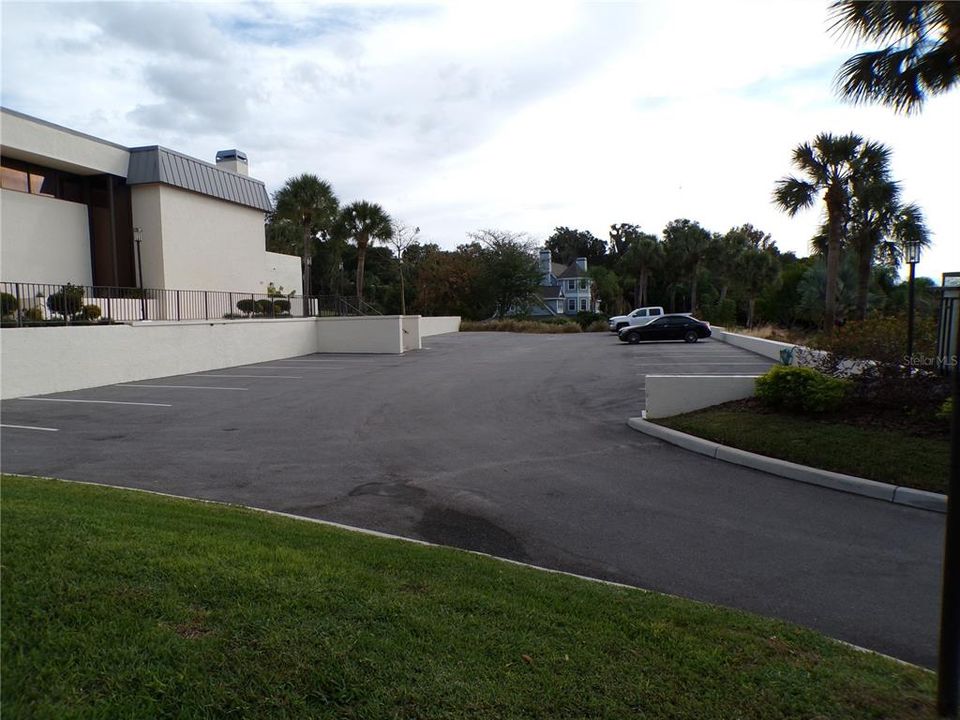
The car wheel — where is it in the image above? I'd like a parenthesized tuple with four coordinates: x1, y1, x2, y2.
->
(625, 331, 641, 344)
(683, 330, 698, 343)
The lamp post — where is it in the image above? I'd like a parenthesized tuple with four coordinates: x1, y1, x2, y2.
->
(905, 239, 922, 361)
(133, 227, 146, 320)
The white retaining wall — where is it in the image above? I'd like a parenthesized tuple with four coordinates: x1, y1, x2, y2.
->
(1, 314, 462, 398)
(1, 318, 318, 399)
(711, 328, 796, 362)
(644, 375, 761, 419)
(419, 316, 461, 337)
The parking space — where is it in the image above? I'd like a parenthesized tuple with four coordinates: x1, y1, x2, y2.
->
(0, 332, 944, 668)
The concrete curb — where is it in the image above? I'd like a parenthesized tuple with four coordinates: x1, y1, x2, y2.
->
(627, 416, 947, 514)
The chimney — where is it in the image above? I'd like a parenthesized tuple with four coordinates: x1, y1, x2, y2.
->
(539, 248, 552, 280)
(575, 257, 588, 273)
(216, 149, 248, 176)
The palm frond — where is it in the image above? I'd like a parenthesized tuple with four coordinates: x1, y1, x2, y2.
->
(773, 177, 818, 215)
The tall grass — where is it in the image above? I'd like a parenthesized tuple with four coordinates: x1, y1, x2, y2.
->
(460, 319, 582, 334)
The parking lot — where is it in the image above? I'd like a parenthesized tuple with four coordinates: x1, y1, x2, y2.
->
(0, 331, 944, 667)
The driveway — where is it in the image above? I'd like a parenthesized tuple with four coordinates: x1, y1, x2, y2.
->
(0, 331, 944, 667)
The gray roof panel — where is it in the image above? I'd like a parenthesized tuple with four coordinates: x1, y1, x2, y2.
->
(126, 146, 271, 212)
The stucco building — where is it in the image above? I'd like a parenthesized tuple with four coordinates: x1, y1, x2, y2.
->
(0, 108, 300, 295)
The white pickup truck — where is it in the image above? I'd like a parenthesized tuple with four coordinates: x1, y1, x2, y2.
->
(607, 306, 665, 332)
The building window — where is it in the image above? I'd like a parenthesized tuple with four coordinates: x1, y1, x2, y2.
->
(579, 279, 587, 289)
(567, 299, 576, 312)
(0, 157, 85, 201)
(567, 280, 575, 291)
(580, 299, 587, 311)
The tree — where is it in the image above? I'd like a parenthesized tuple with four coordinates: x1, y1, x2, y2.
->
(341, 200, 393, 305)
(773, 133, 891, 328)
(388, 222, 420, 315)
(831, 1, 960, 113)
(620, 231, 662, 308)
(741, 248, 780, 327)
(468, 230, 543, 319)
(546, 227, 608, 267)
(846, 175, 931, 319)
(662, 219, 714, 314)
(271, 174, 339, 299)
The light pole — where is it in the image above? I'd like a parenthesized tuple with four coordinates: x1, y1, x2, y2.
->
(905, 239, 922, 361)
(133, 227, 146, 320)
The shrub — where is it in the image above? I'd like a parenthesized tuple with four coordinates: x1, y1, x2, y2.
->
(46, 284, 84, 317)
(22, 307, 44, 322)
(755, 365, 851, 414)
(273, 299, 291, 314)
(80, 304, 102, 321)
(585, 320, 608, 332)
(811, 316, 936, 365)
(236, 299, 256, 315)
(575, 311, 604, 329)
(255, 299, 275, 316)
(937, 397, 953, 422)
(460, 319, 582, 334)
(1, 292, 18, 317)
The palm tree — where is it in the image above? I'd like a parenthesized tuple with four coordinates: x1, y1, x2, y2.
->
(272, 175, 339, 299)
(620, 232, 662, 307)
(831, 1, 960, 113)
(773, 133, 891, 328)
(662, 219, 713, 314)
(341, 200, 393, 305)
(741, 247, 780, 327)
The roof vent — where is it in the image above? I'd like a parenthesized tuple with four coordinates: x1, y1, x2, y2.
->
(216, 149, 248, 176)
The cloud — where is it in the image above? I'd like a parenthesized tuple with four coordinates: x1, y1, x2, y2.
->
(1, 0, 957, 279)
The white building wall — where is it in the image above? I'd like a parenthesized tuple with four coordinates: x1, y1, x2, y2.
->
(0, 109, 130, 177)
(149, 184, 271, 293)
(129, 184, 165, 289)
(264, 251, 303, 296)
(0, 190, 93, 284)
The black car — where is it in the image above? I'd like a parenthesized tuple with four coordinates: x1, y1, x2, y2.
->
(618, 314, 711, 344)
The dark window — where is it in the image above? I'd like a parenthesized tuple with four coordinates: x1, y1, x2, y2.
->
(0, 157, 85, 202)
(649, 308, 662, 316)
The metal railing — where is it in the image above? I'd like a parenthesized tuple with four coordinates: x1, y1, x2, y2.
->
(0, 281, 377, 327)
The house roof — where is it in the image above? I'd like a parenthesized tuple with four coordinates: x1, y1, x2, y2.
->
(550, 262, 566, 277)
(558, 262, 587, 279)
(539, 285, 565, 300)
(126, 146, 272, 212)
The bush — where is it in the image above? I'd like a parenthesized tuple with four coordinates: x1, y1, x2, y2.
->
(700, 299, 736, 326)
(1, 292, 18, 317)
(46, 284, 84, 317)
(80, 304, 102, 321)
(255, 299, 275, 316)
(755, 365, 851, 414)
(460, 319, 581, 334)
(273, 299, 291, 314)
(811, 316, 936, 365)
(22, 307, 44, 322)
(585, 320, 608, 332)
(236, 299, 256, 315)
(574, 311, 604, 329)
(937, 397, 953, 422)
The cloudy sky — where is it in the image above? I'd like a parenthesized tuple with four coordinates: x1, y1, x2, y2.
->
(2, 1, 957, 279)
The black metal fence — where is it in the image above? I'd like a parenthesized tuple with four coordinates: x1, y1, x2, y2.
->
(0, 281, 381, 327)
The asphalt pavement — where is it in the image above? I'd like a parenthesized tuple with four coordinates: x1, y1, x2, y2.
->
(0, 331, 945, 667)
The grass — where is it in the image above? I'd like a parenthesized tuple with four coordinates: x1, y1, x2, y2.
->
(656, 405, 948, 494)
(1, 475, 937, 719)
(460, 319, 582, 333)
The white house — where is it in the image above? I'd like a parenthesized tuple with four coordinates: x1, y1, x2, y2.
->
(0, 108, 301, 295)
(529, 248, 600, 317)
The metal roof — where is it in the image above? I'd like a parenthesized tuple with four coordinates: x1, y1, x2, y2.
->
(126, 146, 271, 212)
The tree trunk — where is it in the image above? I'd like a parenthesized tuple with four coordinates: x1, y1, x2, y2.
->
(398, 260, 406, 316)
(855, 245, 872, 321)
(302, 226, 312, 298)
(824, 186, 845, 330)
(689, 264, 699, 315)
(719, 283, 728, 306)
(640, 269, 649, 306)
(747, 297, 756, 327)
(355, 236, 368, 305)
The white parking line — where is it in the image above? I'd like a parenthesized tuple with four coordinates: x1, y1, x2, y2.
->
(119, 384, 248, 391)
(0, 423, 59, 432)
(19, 398, 172, 407)
(249, 365, 344, 370)
(193, 374, 303, 379)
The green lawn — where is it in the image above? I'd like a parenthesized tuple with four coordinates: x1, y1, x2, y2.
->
(655, 407, 948, 494)
(1, 475, 936, 719)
